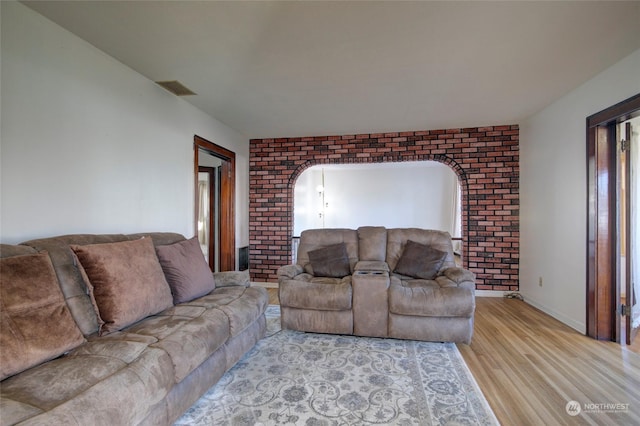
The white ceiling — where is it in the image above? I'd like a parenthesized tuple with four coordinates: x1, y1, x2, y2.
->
(23, 1, 640, 139)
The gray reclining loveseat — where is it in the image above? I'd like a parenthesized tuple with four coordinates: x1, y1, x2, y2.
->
(277, 226, 475, 343)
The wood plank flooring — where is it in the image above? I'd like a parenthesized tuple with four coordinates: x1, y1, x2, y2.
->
(266, 289, 640, 425)
(461, 297, 640, 425)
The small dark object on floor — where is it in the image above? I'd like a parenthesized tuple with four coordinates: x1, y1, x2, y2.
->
(504, 292, 523, 301)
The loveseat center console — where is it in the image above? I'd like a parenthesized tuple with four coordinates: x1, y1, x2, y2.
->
(353, 270, 389, 338)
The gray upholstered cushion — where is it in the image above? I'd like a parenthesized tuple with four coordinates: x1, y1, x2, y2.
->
(307, 243, 351, 278)
(155, 236, 215, 304)
(393, 240, 447, 279)
(0, 253, 85, 380)
(71, 238, 174, 335)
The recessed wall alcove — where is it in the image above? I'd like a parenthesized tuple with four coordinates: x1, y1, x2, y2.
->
(292, 160, 463, 238)
(249, 125, 519, 290)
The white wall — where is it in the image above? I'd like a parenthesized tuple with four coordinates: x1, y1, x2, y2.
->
(520, 48, 640, 333)
(293, 162, 459, 235)
(293, 168, 321, 232)
(0, 2, 250, 258)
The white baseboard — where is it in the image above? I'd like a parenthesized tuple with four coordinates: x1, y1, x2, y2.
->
(521, 295, 585, 334)
(475, 290, 506, 298)
(251, 281, 278, 289)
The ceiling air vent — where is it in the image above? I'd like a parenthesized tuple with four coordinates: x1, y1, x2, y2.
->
(155, 80, 196, 96)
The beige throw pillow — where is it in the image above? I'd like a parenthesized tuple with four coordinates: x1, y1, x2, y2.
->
(0, 252, 86, 380)
(71, 237, 173, 335)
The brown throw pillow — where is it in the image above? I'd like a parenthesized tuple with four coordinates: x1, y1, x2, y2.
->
(393, 240, 447, 280)
(1, 252, 86, 380)
(307, 243, 351, 278)
(155, 236, 215, 304)
(71, 237, 174, 335)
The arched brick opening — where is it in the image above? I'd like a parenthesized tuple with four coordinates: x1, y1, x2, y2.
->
(287, 155, 470, 264)
(249, 126, 519, 290)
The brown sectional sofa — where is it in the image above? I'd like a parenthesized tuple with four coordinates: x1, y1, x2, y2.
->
(278, 227, 475, 344)
(0, 233, 268, 426)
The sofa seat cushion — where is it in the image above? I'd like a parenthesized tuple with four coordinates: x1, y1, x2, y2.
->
(123, 305, 231, 383)
(124, 306, 209, 339)
(388, 276, 474, 317)
(0, 341, 173, 426)
(78, 333, 159, 360)
(279, 277, 352, 311)
(183, 286, 268, 337)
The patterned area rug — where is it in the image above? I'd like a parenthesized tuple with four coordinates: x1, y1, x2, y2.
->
(175, 306, 498, 426)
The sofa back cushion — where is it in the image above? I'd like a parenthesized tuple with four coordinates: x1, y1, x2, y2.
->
(71, 237, 174, 335)
(386, 228, 456, 273)
(0, 252, 86, 380)
(297, 229, 359, 275)
(21, 233, 186, 336)
(357, 226, 387, 261)
(0, 244, 38, 259)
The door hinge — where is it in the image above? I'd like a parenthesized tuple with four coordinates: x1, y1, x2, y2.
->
(621, 304, 631, 316)
(621, 139, 628, 152)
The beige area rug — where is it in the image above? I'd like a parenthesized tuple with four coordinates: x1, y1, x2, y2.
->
(175, 306, 499, 425)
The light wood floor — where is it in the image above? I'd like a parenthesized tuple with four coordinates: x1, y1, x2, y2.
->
(267, 289, 640, 425)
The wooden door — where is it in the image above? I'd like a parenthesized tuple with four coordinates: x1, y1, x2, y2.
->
(622, 120, 639, 344)
(586, 93, 640, 342)
(194, 136, 236, 272)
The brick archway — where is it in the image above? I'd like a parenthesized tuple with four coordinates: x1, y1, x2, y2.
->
(287, 155, 469, 262)
(249, 126, 519, 290)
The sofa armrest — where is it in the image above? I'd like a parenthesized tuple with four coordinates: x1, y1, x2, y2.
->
(277, 264, 305, 279)
(441, 267, 476, 285)
(214, 270, 250, 288)
(354, 260, 390, 272)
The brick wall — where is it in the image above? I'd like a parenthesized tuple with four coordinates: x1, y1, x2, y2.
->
(249, 125, 519, 291)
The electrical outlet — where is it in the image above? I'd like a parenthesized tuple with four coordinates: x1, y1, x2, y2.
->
(538, 276, 543, 287)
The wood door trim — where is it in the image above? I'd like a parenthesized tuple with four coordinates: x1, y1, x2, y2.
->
(623, 122, 636, 345)
(586, 93, 640, 341)
(589, 124, 617, 340)
(194, 136, 236, 271)
(588, 94, 640, 127)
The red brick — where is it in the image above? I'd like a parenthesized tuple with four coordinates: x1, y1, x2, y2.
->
(249, 124, 519, 290)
